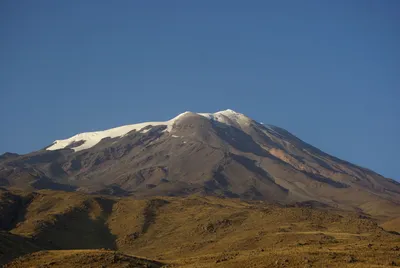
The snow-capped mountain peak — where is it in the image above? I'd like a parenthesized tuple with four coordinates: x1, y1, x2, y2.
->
(46, 110, 254, 152)
(4, 109, 400, 217)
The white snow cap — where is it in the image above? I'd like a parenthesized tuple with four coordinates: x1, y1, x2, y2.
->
(198, 109, 252, 129)
(46, 109, 253, 152)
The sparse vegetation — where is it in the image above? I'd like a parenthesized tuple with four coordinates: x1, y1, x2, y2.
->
(0, 189, 399, 267)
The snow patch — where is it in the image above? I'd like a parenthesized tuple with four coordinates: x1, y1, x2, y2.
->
(47, 112, 189, 152)
(198, 109, 252, 130)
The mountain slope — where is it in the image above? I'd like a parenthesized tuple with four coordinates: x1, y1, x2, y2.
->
(0, 109, 399, 217)
(1, 189, 400, 267)
(0, 231, 43, 265)
(5, 250, 164, 268)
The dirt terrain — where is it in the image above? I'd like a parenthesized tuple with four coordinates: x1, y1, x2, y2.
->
(5, 250, 164, 268)
(1, 189, 399, 267)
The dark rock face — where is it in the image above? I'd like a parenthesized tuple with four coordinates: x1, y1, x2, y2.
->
(1, 111, 399, 213)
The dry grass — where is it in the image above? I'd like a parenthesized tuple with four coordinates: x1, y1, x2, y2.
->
(5, 250, 163, 268)
(2, 190, 400, 267)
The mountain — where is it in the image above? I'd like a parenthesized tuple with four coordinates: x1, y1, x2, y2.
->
(0, 109, 399, 217)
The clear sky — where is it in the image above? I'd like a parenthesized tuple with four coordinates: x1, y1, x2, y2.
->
(0, 1, 399, 179)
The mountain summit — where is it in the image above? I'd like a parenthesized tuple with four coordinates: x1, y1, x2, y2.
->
(1, 110, 399, 216)
(46, 109, 253, 152)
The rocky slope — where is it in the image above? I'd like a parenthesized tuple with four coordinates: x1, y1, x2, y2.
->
(0, 109, 399, 216)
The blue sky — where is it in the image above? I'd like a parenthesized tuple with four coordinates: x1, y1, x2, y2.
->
(0, 1, 399, 179)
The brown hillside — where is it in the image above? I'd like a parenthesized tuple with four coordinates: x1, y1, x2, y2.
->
(5, 250, 164, 268)
(0, 231, 43, 265)
(381, 217, 400, 233)
(1, 189, 399, 267)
